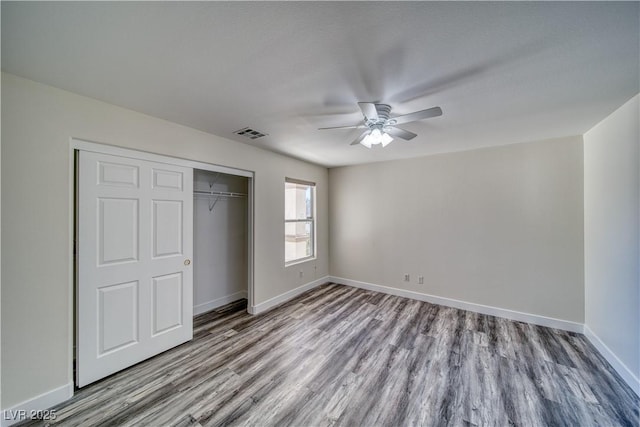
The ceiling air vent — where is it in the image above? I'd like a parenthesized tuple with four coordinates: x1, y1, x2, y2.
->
(233, 127, 268, 140)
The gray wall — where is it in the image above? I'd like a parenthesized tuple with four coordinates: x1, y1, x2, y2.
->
(329, 136, 585, 322)
(1, 73, 329, 408)
(584, 94, 639, 384)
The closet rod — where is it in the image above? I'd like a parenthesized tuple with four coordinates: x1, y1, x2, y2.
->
(193, 190, 247, 198)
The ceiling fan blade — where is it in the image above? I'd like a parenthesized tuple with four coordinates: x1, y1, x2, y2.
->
(351, 130, 371, 145)
(318, 124, 365, 130)
(358, 102, 379, 121)
(391, 106, 442, 125)
(386, 126, 417, 141)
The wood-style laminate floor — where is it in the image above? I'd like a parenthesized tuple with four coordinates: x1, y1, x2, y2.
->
(23, 283, 639, 427)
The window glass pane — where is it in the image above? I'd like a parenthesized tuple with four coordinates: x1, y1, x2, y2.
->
(285, 221, 312, 262)
(285, 182, 312, 220)
(305, 186, 312, 219)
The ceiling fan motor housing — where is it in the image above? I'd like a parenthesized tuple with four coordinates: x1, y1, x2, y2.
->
(365, 104, 392, 127)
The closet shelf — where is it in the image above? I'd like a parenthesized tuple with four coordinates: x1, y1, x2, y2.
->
(194, 189, 247, 212)
(193, 190, 247, 198)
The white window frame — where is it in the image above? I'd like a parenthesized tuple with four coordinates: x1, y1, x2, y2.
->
(284, 177, 316, 266)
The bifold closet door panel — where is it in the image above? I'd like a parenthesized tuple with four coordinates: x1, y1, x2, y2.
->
(77, 150, 193, 387)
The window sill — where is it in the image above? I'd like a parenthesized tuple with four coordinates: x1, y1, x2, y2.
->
(285, 256, 316, 268)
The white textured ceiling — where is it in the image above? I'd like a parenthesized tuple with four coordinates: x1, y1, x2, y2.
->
(2, 2, 638, 167)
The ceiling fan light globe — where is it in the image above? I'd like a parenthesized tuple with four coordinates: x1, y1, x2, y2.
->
(360, 134, 373, 148)
(361, 129, 393, 148)
(367, 128, 383, 145)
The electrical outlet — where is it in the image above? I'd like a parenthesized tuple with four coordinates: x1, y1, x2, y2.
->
(404, 274, 410, 282)
(418, 276, 424, 285)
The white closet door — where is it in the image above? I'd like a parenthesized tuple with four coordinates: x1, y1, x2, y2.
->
(77, 151, 193, 387)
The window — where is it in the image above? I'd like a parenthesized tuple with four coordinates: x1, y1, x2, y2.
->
(285, 178, 315, 264)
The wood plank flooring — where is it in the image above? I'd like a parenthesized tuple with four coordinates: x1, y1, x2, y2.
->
(22, 283, 639, 426)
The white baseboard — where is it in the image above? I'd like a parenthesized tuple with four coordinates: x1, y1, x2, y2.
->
(250, 276, 329, 315)
(194, 291, 248, 316)
(584, 325, 640, 397)
(329, 276, 584, 333)
(1, 382, 73, 427)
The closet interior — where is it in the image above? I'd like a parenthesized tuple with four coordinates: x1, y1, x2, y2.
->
(193, 169, 249, 315)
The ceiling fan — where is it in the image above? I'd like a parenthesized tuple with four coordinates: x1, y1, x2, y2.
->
(318, 102, 443, 148)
